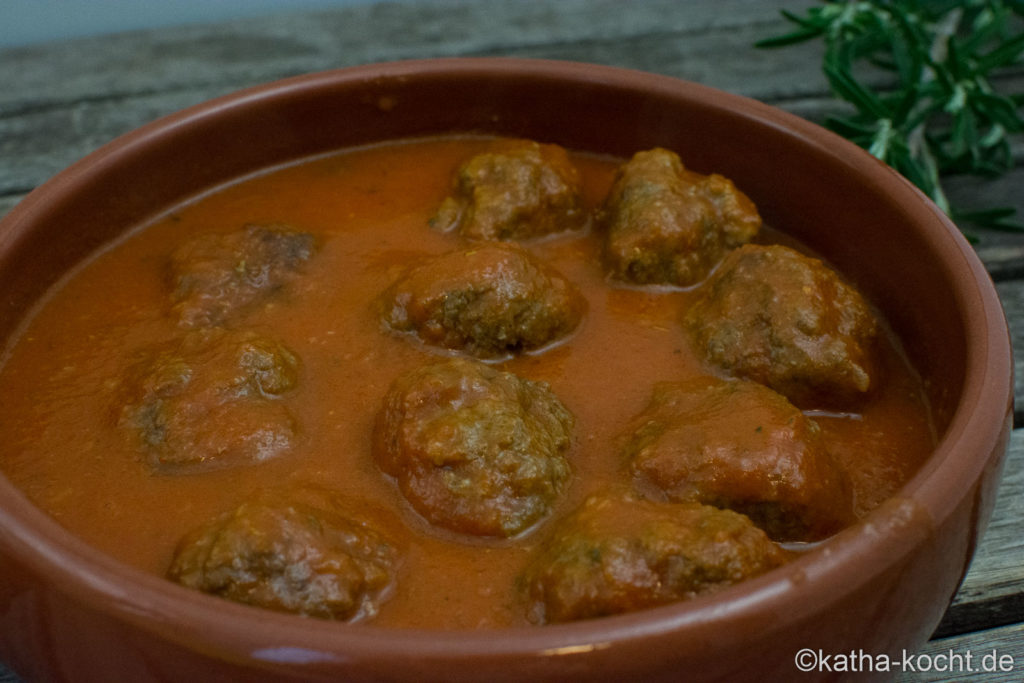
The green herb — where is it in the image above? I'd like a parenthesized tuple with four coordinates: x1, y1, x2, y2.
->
(757, 0, 1024, 240)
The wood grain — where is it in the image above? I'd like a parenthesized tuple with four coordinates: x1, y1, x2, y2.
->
(0, 0, 824, 199)
(895, 623, 1024, 682)
(997, 280, 1024, 423)
(936, 431, 1024, 637)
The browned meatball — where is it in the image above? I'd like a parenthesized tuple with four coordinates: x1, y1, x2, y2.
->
(117, 329, 300, 473)
(168, 497, 397, 621)
(430, 139, 586, 241)
(373, 358, 574, 537)
(685, 244, 879, 407)
(522, 494, 786, 623)
(171, 224, 317, 327)
(379, 243, 585, 358)
(623, 377, 853, 541)
(601, 148, 761, 286)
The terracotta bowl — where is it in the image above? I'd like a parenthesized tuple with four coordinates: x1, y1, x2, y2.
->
(0, 58, 1012, 682)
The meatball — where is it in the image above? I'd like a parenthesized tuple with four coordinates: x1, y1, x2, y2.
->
(685, 244, 879, 407)
(373, 358, 574, 537)
(601, 148, 761, 286)
(170, 224, 317, 327)
(522, 494, 786, 623)
(379, 242, 585, 358)
(117, 329, 301, 473)
(168, 497, 397, 621)
(623, 377, 853, 541)
(430, 139, 586, 241)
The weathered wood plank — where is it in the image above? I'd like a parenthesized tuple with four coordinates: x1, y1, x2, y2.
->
(944, 162, 1024, 276)
(894, 623, 1024, 682)
(0, 0, 825, 200)
(0, 196, 24, 220)
(0, 87, 241, 198)
(935, 429, 1024, 637)
(978, 243, 1024, 282)
(996, 280, 1024, 421)
(8, 0, 1019, 120)
(0, 0, 818, 114)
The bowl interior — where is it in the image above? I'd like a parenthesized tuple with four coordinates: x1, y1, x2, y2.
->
(0, 59, 970, 426)
(0, 58, 1009, 677)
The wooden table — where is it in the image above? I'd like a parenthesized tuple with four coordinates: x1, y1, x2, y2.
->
(1, 1, 1021, 680)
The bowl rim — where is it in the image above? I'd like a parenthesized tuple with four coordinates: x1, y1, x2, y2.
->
(0, 56, 1013, 664)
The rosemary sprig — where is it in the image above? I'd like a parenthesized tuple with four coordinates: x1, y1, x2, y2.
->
(757, 0, 1024, 241)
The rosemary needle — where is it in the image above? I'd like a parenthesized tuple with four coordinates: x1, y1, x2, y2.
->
(757, 0, 1024, 241)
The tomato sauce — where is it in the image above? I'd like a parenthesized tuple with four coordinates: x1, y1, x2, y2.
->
(0, 137, 935, 628)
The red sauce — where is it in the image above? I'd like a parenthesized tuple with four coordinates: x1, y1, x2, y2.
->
(0, 136, 935, 628)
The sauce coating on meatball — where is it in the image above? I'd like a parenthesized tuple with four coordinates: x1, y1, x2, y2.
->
(601, 148, 760, 286)
(685, 244, 879, 408)
(623, 377, 853, 541)
(373, 358, 574, 537)
(168, 496, 397, 621)
(431, 139, 586, 241)
(117, 329, 300, 473)
(379, 242, 585, 358)
(170, 224, 316, 327)
(522, 494, 786, 623)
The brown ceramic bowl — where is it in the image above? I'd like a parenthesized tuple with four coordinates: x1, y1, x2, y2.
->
(0, 58, 1012, 682)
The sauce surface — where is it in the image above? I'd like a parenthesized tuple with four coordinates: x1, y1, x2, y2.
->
(0, 136, 935, 628)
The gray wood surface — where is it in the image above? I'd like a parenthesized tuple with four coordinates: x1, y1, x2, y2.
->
(935, 431, 1024, 638)
(2, 0, 1022, 680)
(997, 280, 1024, 423)
(896, 623, 1024, 682)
